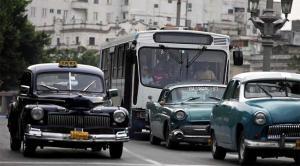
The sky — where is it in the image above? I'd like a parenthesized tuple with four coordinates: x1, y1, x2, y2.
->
(279, 0, 300, 30)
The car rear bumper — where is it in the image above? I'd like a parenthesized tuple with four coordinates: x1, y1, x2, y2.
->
(25, 127, 130, 143)
(245, 139, 296, 149)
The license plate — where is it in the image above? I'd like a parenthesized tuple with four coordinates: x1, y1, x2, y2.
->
(70, 130, 89, 140)
(296, 140, 300, 150)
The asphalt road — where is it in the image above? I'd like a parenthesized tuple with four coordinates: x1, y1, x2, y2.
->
(0, 116, 297, 166)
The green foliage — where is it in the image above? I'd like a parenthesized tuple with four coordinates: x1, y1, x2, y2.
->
(0, 0, 50, 90)
(44, 48, 99, 67)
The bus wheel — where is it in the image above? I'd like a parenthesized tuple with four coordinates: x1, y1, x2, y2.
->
(150, 131, 161, 145)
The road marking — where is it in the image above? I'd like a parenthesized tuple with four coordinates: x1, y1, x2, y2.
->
(0, 161, 215, 166)
(124, 147, 162, 165)
(0, 162, 152, 165)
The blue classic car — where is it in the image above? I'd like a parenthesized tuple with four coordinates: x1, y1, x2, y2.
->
(210, 72, 300, 164)
(147, 83, 226, 148)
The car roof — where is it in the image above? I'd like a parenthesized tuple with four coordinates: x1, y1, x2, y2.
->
(233, 72, 300, 83)
(164, 82, 226, 90)
(27, 63, 103, 76)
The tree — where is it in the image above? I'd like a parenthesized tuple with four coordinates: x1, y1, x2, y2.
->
(44, 47, 99, 67)
(0, 0, 50, 90)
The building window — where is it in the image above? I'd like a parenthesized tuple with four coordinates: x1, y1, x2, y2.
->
(124, 0, 129, 5)
(106, 13, 112, 23)
(76, 36, 80, 45)
(187, 3, 192, 12)
(57, 38, 60, 46)
(89, 37, 95, 45)
(122, 12, 128, 20)
(63, 10, 68, 20)
(57, 9, 61, 14)
(30, 7, 36, 17)
(153, 22, 158, 25)
(168, 0, 172, 3)
(107, 0, 112, 5)
(167, 17, 171, 21)
(66, 37, 70, 45)
(42, 8, 47, 17)
(228, 9, 234, 14)
(93, 12, 98, 21)
(50, 9, 54, 13)
(154, 4, 159, 8)
(94, 0, 99, 4)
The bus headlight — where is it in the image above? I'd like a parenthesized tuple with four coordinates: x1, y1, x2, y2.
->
(175, 110, 186, 120)
(31, 107, 44, 121)
(254, 112, 266, 125)
(114, 110, 126, 123)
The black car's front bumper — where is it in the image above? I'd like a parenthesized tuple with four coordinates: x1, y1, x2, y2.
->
(24, 126, 129, 147)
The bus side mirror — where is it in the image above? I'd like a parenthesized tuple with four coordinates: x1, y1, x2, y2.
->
(233, 50, 243, 66)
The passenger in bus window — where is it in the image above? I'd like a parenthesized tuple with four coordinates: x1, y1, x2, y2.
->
(142, 67, 154, 85)
(153, 54, 169, 85)
(194, 63, 216, 82)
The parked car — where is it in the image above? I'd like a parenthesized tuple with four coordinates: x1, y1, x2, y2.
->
(210, 72, 300, 164)
(146, 83, 226, 148)
(7, 61, 129, 158)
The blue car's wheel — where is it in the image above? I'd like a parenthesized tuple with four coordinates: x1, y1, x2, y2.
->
(211, 132, 226, 160)
(238, 131, 256, 164)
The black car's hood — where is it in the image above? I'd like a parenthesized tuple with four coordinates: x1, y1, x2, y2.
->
(32, 93, 106, 110)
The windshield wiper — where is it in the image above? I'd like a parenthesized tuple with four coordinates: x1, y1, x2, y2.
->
(256, 83, 272, 98)
(82, 80, 96, 92)
(181, 97, 201, 104)
(39, 84, 59, 91)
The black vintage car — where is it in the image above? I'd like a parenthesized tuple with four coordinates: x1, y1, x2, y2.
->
(7, 62, 129, 158)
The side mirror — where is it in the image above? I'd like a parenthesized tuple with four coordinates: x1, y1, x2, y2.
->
(20, 85, 30, 95)
(233, 50, 243, 66)
(107, 89, 118, 98)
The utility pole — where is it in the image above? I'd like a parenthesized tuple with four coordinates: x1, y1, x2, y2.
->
(176, 0, 181, 27)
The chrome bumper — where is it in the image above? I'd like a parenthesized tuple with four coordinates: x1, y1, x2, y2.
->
(170, 129, 210, 143)
(25, 127, 130, 143)
(245, 139, 296, 149)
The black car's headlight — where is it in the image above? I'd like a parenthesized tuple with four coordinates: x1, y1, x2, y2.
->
(254, 112, 266, 125)
(113, 110, 126, 123)
(31, 107, 44, 120)
(175, 110, 186, 120)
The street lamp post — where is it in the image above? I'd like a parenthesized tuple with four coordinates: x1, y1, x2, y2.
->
(248, 0, 293, 71)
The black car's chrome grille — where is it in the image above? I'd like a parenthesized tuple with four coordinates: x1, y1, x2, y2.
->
(48, 114, 110, 128)
(268, 124, 300, 139)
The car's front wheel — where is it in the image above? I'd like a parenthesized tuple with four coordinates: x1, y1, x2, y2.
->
(294, 151, 300, 164)
(109, 142, 123, 159)
(150, 131, 161, 145)
(238, 131, 256, 164)
(211, 132, 226, 160)
(23, 140, 37, 157)
(10, 135, 21, 151)
(165, 125, 178, 149)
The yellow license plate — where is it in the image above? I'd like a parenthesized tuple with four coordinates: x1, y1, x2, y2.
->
(296, 140, 300, 150)
(70, 130, 89, 140)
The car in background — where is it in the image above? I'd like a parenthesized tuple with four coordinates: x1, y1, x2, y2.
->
(7, 61, 129, 158)
(210, 72, 300, 164)
(146, 83, 226, 148)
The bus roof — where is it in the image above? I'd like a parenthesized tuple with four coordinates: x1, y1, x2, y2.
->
(100, 30, 230, 50)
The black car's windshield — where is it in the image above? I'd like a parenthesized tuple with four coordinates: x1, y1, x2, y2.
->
(245, 80, 300, 98)
(139, 47, 227, 88)
(165, 86, 225, 104)
(36, 72, 104, 93)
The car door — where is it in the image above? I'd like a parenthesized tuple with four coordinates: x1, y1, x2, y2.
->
(212, 80, 236, 147)
(150, 89, 168, 138)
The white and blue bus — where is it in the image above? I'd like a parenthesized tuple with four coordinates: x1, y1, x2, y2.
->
(99, 30, 243, 137)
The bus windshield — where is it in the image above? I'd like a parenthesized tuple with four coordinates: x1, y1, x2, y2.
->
(139, 47, 227, 88)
